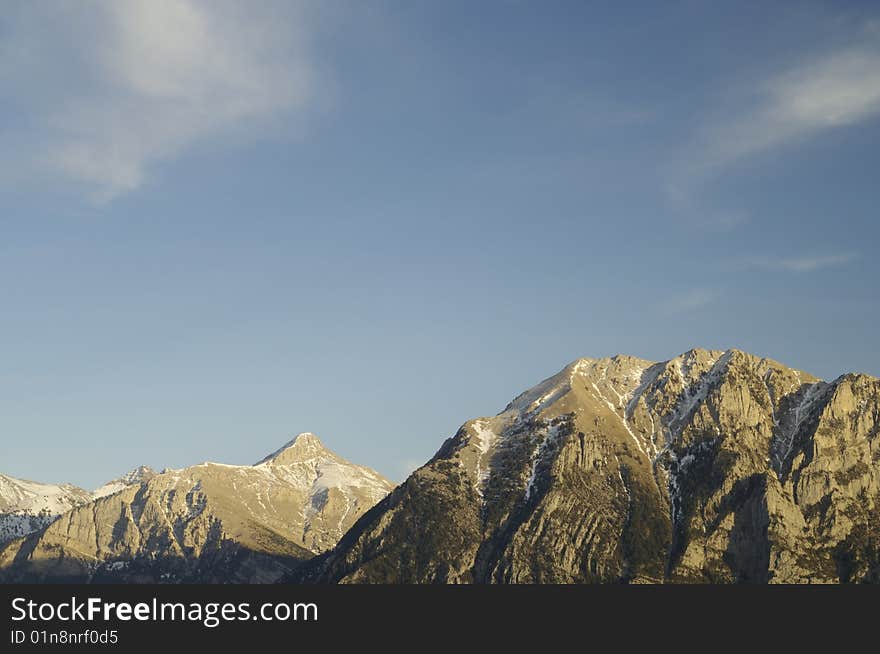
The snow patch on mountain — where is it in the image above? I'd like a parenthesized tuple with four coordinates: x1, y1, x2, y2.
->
(470, 419, 497, 496)
(524, 424, 562, 501)
(0, 473, 93, 543)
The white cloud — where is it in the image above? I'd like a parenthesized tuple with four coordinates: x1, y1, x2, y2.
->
(703, 30, 880, 168)
(1, 0, 314, 201)
(744, 252, 858, 273)
(665, 22, 880, 230)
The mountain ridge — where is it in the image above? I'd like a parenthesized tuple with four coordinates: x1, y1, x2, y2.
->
(0, 474, 93, 544)
(0, 433, 395, 582)
(4, 348, 878, 584)
(299, 347, 880, 584)
(92, 465, 158, 500)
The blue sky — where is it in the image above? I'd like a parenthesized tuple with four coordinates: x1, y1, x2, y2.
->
(2, 1, 879, 488)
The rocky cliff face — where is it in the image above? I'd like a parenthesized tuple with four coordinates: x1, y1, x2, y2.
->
(1, 467, 159, 545)
(0, 434, 394, 583)
(305, 349, 880, 583)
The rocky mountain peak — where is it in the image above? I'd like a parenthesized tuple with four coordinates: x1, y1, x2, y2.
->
(2, 433, 395, 583)
(91, 465, 157, 500)
(303, 347, 880, 584)
(123, 465, 156, 481)
(256, 432, 330, 466)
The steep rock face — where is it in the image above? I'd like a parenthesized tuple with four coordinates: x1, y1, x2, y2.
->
(1, 467, 161, 544)
(0, 434, 394, 583)
(306, 349, 879, 583)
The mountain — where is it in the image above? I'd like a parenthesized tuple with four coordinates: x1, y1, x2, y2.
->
(301, 349, 880, 584)
(0, 433, 394, 583)
(0, 466, 158, 545)
(92, 465, 158, 500)
(0, 475, 92, 544)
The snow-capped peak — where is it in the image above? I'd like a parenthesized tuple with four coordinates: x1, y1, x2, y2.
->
(0, 473, 90, 513)
(0, 473, 93, 544)
(253, 433, 394, 502)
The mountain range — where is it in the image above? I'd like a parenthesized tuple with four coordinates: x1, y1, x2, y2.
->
(300, 348, 879, 583)
(0, 474, 94, 544)
(2, 348, 878, 583)
(1, 466, 159, 546)
(0, 434, 393, 582)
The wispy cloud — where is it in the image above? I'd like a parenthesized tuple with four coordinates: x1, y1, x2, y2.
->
(742, 252, 858, 273)
(702, 27, 880, 170)
(664, 289, 717, 313)
(0, 1, 314, 202)
(667, 20, 880, 226)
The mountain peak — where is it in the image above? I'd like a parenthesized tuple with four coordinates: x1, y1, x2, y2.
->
(91, 465, 157, 500)
(305, 347, 880, 584)
(256, 432, 328, 465)
(119, 465, 156, 484)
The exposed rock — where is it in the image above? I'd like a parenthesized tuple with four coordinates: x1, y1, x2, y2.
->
(0, 433, 394, 582)
(92, 466, 158, 500)
(1, 466, 161, 544)
(303, 349, 879, 584)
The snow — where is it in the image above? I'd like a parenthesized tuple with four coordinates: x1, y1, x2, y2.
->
(92, 466, 155, 499)
(0, 473, 92, 543)
(763, 370, 780, 429)
(590, 381, 647, 456)
(257, 438, 394, 513)
(524, 425, 561, 501)
(251, 433, 392, 504)
(336, 494, 354, 537)
(0, 512, 58, 542)
(2, 434, 394, 549)
(637, 351, 734, 468)
(255, 432, 326, 465)
(625, 365, 663, 419)
(312, 460, 389, 494)
(472, 357, 656, 499)
(667, 439, 715, 526)
(472, 420, 496, 457)
(614, 455, 632, 517)
(0, 474, 87, 516)
(771, 381, 830, 472)
(91, 482, 126, 500)
(583, 360, 659, 457)
(470, 419, 497, 496)
(504, 361, 588, 416)
(104, 561, 129, 571)
(490, 357, 660, 495)
(668, 350, 733, 432)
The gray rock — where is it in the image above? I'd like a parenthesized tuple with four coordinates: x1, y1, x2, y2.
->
(306, 349, 879, 583)
(0, 433, 394, 582)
